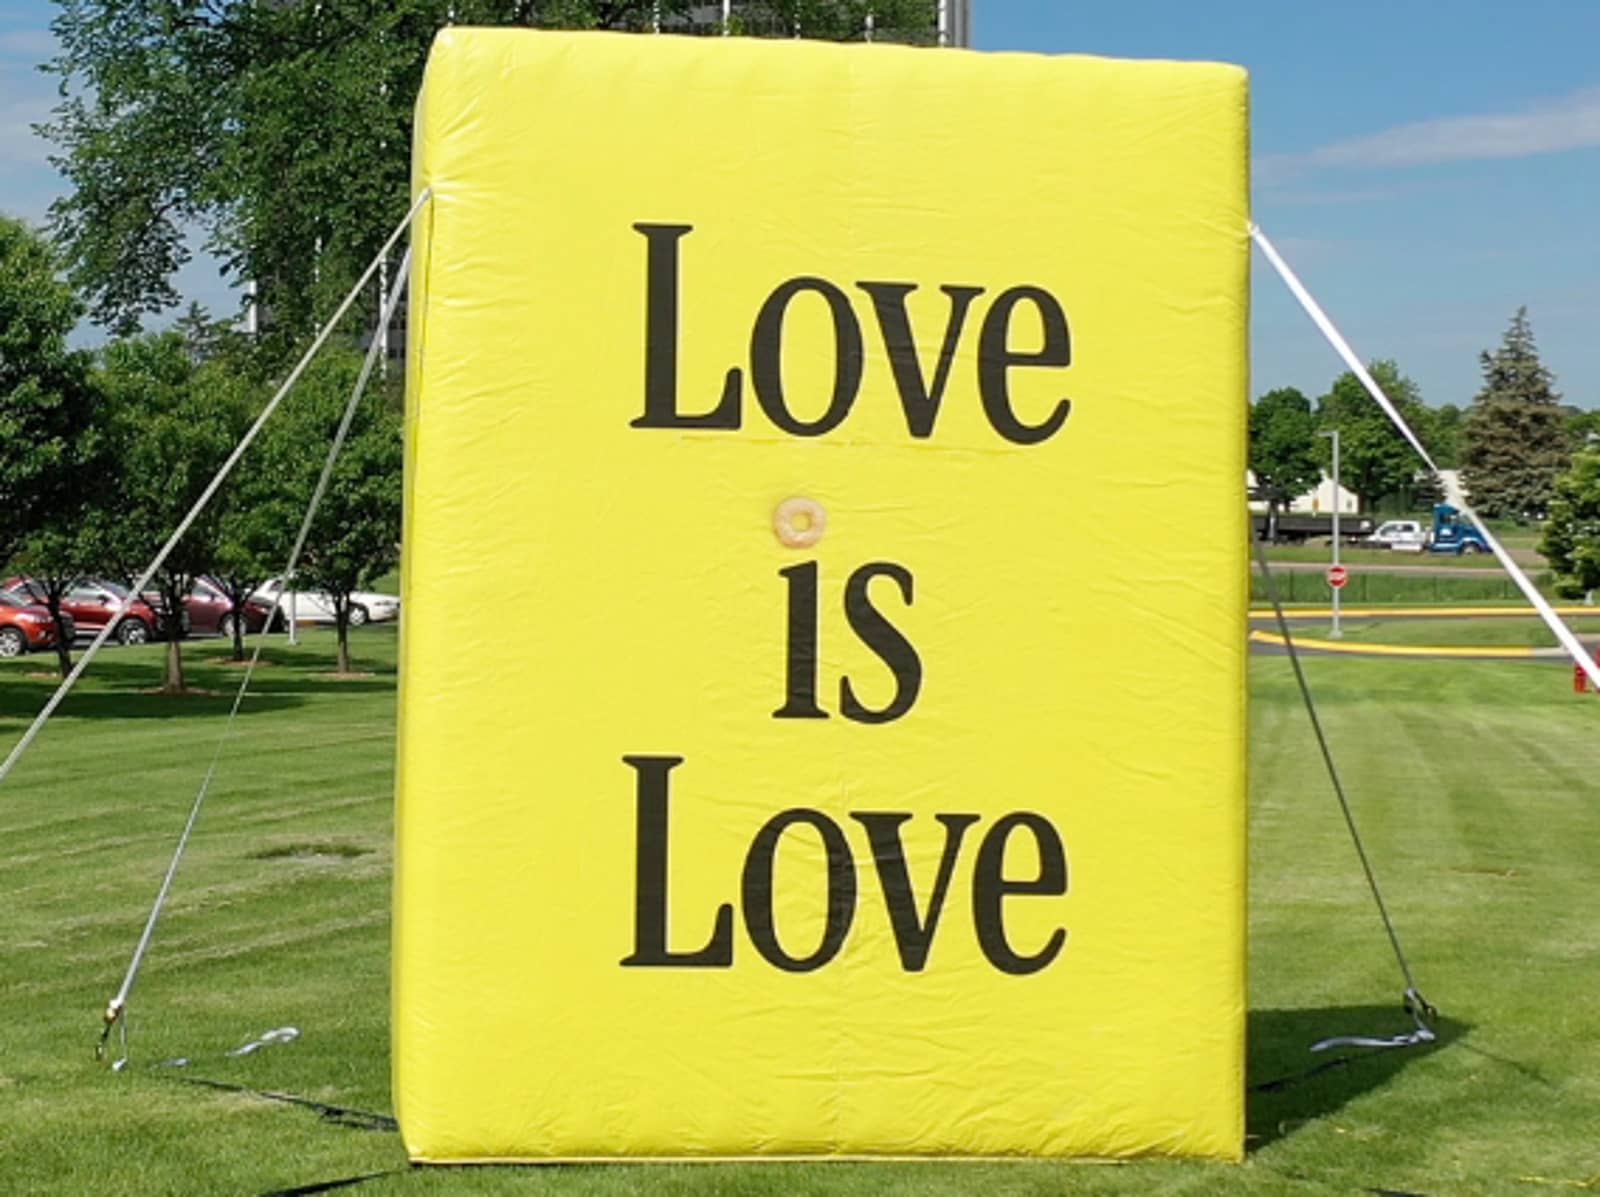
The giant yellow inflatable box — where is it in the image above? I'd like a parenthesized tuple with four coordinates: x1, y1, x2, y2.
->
(397, 28, 1248, 1163)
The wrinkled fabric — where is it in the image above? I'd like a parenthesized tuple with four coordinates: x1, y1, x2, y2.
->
(395, 28, 1249, 1164)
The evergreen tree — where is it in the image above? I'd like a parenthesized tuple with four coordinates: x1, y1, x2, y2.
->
(1461, 308, 1568, 520)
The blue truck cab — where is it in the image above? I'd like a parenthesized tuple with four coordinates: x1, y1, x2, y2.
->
(1430, 503, 1491, 555)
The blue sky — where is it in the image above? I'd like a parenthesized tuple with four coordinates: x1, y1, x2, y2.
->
(3, 0, 1597, 408)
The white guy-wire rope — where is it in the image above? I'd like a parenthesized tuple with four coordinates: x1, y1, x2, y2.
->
(0, 190, 431, 797)
(1250, 223, 1600, 693)
(100, 249, 413, 1061)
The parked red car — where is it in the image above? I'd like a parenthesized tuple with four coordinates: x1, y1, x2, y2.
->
(0, 590, 69, 658)
(187, 577, 273, 637)
(3, 577, 169, 645)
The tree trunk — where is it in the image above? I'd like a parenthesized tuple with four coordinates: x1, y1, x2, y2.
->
(231, 601, 246, 662)
(335, 608, 352, 675)
(160, 581, 188, 692)
(164, 634, 186, 692)
(47, 598, 73, 678)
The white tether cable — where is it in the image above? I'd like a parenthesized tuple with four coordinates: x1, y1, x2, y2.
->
(1251, 223, 1600, 692)
(99, 246, 414, 1066)
(0, 189, 431, 797)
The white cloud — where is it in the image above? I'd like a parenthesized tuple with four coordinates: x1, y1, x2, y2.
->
(1260, 85, 1600, 176)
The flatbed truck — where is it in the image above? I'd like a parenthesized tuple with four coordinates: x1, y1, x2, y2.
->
(1251, 512, 1375, 545)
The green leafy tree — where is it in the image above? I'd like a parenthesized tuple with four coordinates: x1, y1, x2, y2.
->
(0, 215, 96, 564)
(10, 514, 108, 678)
(212, 490, 295, 663)
(173, 302, 242, 366)
(1540, 449, 1600, 600)
(261, 351, 402, 674)
(0, 216, 105, 672)
(212, 391, 302, 661)
(1315, 360, 1435, 513)
(43, 0, 939, 342)
(726, 0, 937, 37)
(1562, 406, 1600, 453)
(1461, 308, 1568, 520)
(160, 306, 285, 661)
(95, 333, 256, 692)
(1249, 387, 1320, 538)
(1428, 403, 1465, 469)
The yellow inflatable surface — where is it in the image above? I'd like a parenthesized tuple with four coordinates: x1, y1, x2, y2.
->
(397, 28, 1248, 1163)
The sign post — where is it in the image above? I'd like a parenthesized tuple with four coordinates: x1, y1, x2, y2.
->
(1320, 428, 1343, 639)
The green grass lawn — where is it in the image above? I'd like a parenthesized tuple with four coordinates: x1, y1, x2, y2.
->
(1479, 522, 1545, 550)
(4, 630, 1600, 1194)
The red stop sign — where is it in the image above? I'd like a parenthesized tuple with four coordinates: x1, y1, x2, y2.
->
(1327, 564, 1349, 589)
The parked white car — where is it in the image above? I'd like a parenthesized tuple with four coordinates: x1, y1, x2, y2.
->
(251, 579, 400, 627)
(1364, 520, 1429, 552)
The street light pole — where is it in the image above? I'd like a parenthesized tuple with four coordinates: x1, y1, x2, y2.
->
(1320, 428, 1342, 640)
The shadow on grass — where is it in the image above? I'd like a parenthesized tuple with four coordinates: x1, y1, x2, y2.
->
(190, 673, 398, 697)
(218, 1008, 1493, 1193)
(1248, 1004, 1468, 1150)
(0, 685, 309, 722)
(0, 649, 398, 722)
(258, 1168, 406, 1196)
(1, 634, 396, 702)
(183, 649, 397, 693)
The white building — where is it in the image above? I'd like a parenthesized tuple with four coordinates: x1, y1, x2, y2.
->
(1247, 469, 1463, 515)
(1246, 471, 1359, 515)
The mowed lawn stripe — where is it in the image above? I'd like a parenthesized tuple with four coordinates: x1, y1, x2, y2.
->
(4, 631, 1600, 1193)
(1248, 654, 1600, 1195)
